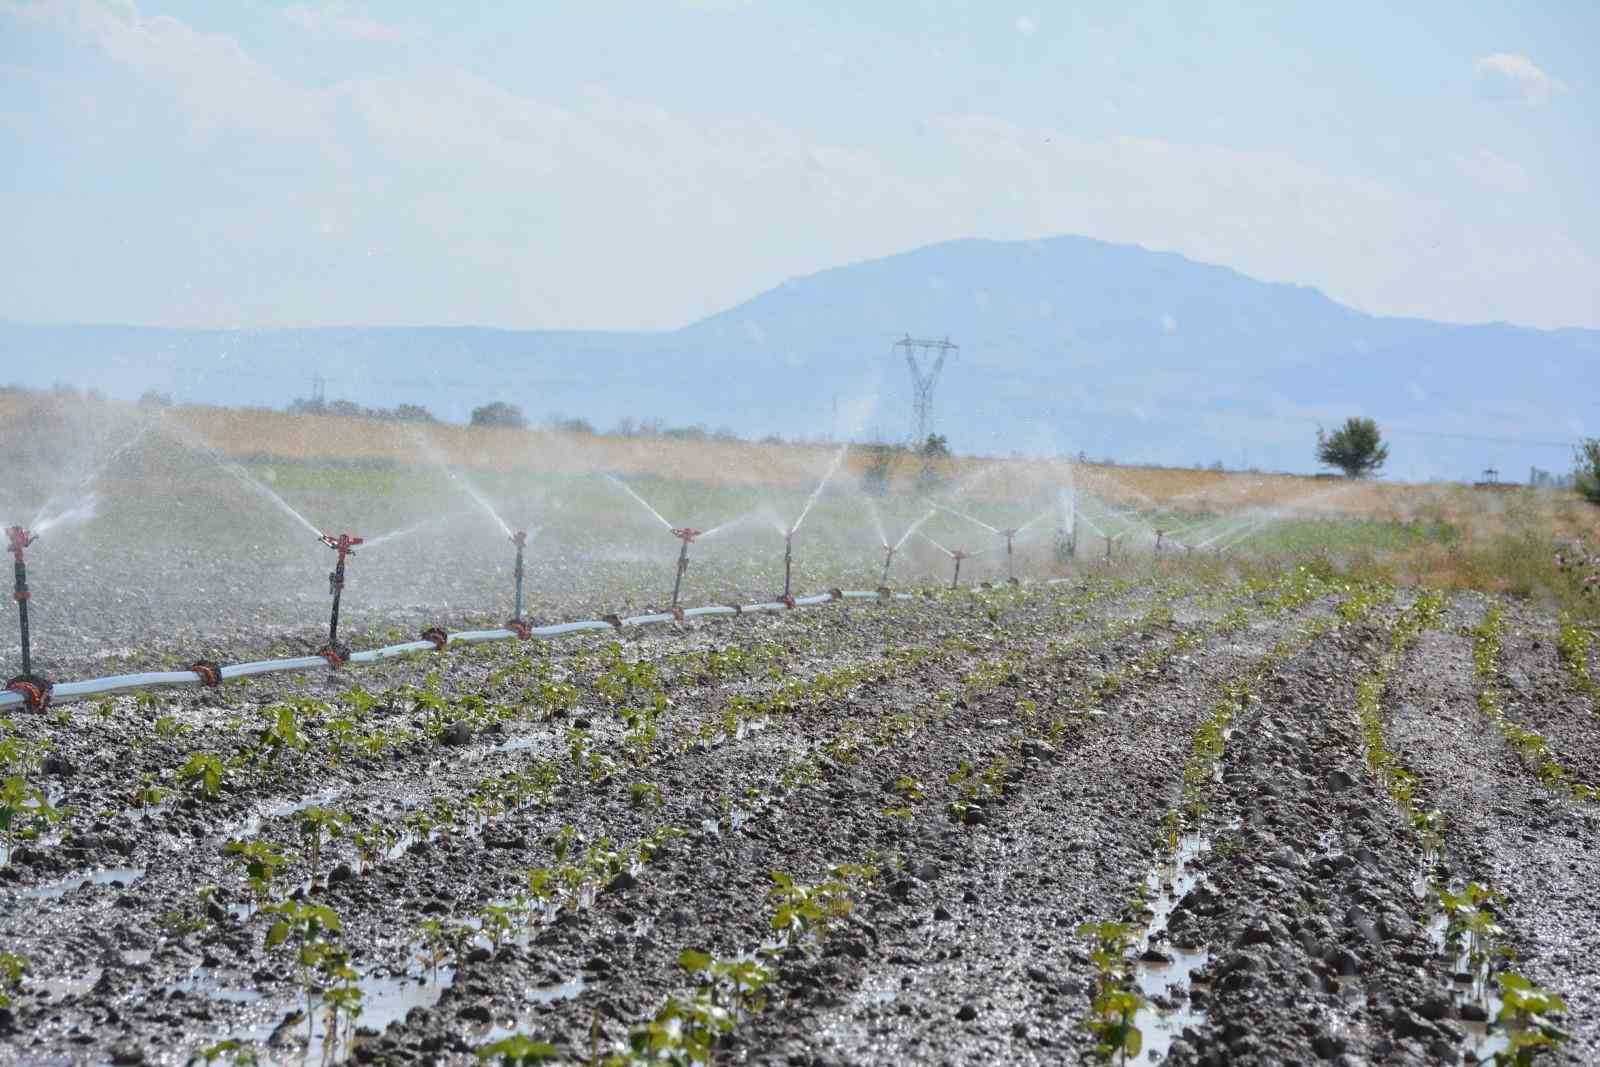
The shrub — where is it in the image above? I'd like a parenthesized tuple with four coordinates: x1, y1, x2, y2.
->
(470, 402, 528, 429)
(1575, 438, 1600, 506)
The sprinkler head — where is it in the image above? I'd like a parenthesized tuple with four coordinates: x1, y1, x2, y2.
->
(952, 548, 970, 562)
(510, 530, 527, 549)
(671, 527, 702, 544)
(320, 532, 365, 556)
(5, 526, 36, 563)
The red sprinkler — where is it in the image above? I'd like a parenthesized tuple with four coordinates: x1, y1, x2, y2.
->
(949, 548, 969, 591)
(670, 527, 701, 608)
(4, 526, 49, 709)
(319, 533, 364, 665)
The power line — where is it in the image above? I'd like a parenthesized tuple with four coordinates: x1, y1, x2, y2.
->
(1373, 426, 1580, 449)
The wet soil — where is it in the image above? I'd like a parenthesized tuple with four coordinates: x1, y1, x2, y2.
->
(2, 579, 1594, 1066)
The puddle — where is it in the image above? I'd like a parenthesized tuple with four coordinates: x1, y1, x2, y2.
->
(474, 976, 588, 1045)
(16, 866, 146, 900)
(164, 970, 266, 1004)
(223, 787, 348, 840)
(1130, 833, 1212, 1065)
(1423, 889, 1508, 1062)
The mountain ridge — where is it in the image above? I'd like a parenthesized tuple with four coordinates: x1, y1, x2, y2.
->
(2, 234, 1593, 481)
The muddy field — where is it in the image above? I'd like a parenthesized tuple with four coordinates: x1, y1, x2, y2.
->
(0, 562, 1596, 1067)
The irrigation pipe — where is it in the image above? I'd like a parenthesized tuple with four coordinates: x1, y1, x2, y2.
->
(0, 589, 924, 710)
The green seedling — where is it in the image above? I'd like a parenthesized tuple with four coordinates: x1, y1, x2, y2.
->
(476, 1034, 561, 1065)
(264, 900, 353, 1056)
(0, 776, 59, 863)
(478, 903, 517, 950)
(177, 753, 226, 800)
(679, 948, 772, 1022)
(297, 806, 350, 878)
(629, 781, 664, 809)
(258, 702, 311, 762)
(224, 839, 293, 909)
(1494, 973, 1568, 1066)
(0, 951, 26, 1009)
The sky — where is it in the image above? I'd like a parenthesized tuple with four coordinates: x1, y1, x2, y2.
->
(2, 0, 1596, 332)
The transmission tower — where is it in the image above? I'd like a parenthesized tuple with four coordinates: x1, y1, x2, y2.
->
(893, 334, 958, 445)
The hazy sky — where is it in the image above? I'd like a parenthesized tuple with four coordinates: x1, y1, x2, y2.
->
(3, 0, 1596, 331)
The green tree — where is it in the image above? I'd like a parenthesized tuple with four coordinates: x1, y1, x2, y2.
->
(1575, 438, 1600, 505)
(1316, 417, 1389, 478)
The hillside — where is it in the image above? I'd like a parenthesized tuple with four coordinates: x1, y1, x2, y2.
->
(4, 235, 1595, 480)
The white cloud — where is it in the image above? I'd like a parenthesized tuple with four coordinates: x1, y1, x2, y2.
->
(283, 4, 409, 44)
(1474, 52, 1567, 104)
(1015, 15, 1036, 37)
(3, 1, 1596, 331)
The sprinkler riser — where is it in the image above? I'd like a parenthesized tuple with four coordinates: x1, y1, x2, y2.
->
(13, 557, 30, 677)
(512, 539, 526, 621)
(671, 540, 690, 608)
(783, 535, 793, 600)
(328, 558, 346, 646)
(880, 546, 895, 587)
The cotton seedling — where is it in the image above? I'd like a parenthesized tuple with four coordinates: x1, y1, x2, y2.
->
(1493, 973, 1568, 1066)
(678, 948, 772, 1022)
(297, 806, 350, 878)
(476, 1034, 561, 1065)
(262, 900, 348, 1052)
(177, 753, 226, 800)
(0, 775, 59, 863)
(0, 951, 26, 1009)
(256, 703, 308, 762)
(476, 903, 517, 950)
(223, 839, 293, 910)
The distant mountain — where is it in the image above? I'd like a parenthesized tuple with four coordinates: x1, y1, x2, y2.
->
(4, 236, 1595, 481)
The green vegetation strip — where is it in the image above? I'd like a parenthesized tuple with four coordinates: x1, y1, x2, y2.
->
(1472, 607, 1599, 802)
(1076, 576, 1391, 1062)
(1357, 590, 1570, 1063)
(1556, 614, 1599, 707)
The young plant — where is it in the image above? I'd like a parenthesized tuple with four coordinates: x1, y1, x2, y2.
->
(0, 776, 59, 863)
(263, 900, 352, 1056)
(476, 1034, 561, 1065)
(297, 806, 350, 879)
(177, 753, 226, 800)
(0, 951, 26, 1008)
(1494, 973, 1567, 1066)
(223, 839, 293, 910)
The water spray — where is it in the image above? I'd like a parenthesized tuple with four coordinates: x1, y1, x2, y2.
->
(319, 533, 364, 664)
(4, 526, 49, 709)
(670, 527, 701, 608)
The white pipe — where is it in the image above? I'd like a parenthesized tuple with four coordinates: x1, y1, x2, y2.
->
(0, 589, 932, 709)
